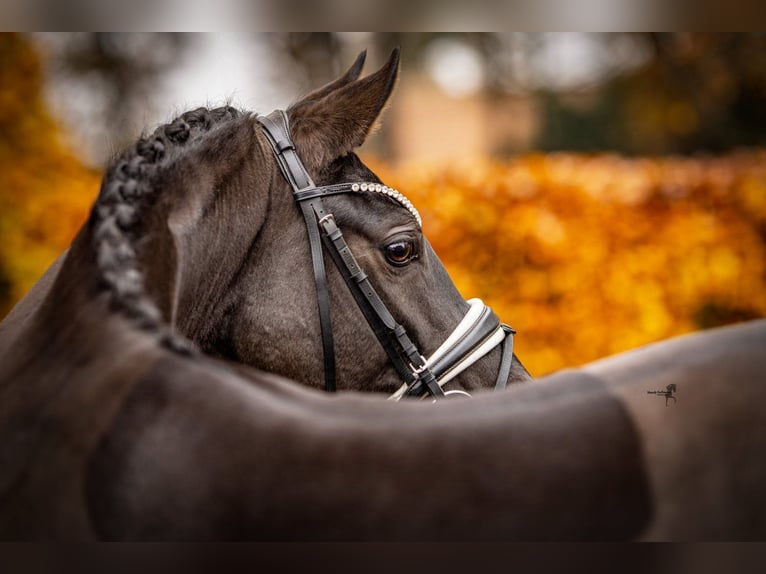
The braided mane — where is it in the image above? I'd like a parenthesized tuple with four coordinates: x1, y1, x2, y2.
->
(91, 105, 243, 353)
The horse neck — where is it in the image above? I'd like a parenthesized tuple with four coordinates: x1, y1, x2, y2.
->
(89, 112, 273, 345)
(0, 112, 260, 408)
(1, 111, 274, 384)
(0, 122, 273, 527)
(160, 125, 277, 345)
(0, 221, 160, 387)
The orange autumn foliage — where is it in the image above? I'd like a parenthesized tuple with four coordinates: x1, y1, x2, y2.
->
(0, 34, 100, 317)
(2, 35, 765, 377)
(368, 153, 766, 375)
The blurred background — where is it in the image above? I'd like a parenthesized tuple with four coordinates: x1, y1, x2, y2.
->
(1, 32, 765, 375)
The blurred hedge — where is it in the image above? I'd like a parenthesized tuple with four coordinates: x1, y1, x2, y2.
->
(370, 153, 766, 375)
(2, 34, 765, 376)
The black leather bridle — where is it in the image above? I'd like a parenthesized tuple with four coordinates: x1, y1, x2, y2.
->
(257, 110, 516, 400)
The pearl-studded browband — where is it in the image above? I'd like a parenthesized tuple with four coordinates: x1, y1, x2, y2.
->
(350, 183, 422, 228)
(292, 182, 423, 228)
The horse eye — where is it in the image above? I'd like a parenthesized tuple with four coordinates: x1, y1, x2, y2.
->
(385, 241, 416, 266)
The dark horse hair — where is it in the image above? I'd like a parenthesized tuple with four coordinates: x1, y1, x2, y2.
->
(91, 105, 242, 354)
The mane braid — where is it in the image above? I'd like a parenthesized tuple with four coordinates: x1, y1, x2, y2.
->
(91, 106, 242, 354)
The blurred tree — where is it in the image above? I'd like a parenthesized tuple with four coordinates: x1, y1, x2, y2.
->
(270, 33, 343, 88)
(537, 33, 766, 154)
(275, 33, 766, 155)
(28, 33, 766, 163)
(34, 33, 190, 165)
(0, 33, 100, 317)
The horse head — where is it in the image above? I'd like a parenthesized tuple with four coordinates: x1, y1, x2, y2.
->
(18, 49, 531, 400)
(188, 50, 530, 395)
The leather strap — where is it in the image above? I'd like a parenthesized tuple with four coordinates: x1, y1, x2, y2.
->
(428, 305, 502, 381)
(257, 111, 336, 392)
(494, 325, 516, 391)
(257, 111, 314, 191)
(319, 214, 444, 398)
(299, 199, 337, 392)
(294, 184, 357, 202)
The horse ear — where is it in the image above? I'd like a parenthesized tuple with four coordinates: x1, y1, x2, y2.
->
(296, 49, 367, 103)
(287, 48, 400, 172)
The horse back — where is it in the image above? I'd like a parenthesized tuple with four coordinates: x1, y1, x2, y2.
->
(581, 319, 766, 539)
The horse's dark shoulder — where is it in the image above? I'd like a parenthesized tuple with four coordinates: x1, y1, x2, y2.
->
(84, 352, 286, 540)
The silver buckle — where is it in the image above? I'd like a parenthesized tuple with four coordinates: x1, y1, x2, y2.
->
(318, 213, 335, 227)
(408, 355, 429, 376)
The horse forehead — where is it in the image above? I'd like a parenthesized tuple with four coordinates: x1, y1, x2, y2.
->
(330, 192, 417, 232)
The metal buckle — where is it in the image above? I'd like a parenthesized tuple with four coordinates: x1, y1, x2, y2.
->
(408, 354, 429, 376)
(318, 213, 335, 227)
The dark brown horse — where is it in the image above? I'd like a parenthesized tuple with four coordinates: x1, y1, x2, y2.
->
(1, 49, 765, 540)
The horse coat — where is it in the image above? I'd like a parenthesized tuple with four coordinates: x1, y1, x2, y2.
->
(1, 49, 764, 540)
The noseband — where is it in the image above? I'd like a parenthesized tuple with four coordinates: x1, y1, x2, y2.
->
(257, 110, 516, 400)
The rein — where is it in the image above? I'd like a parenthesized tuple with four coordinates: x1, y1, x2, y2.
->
(257, 110, 515, 400)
